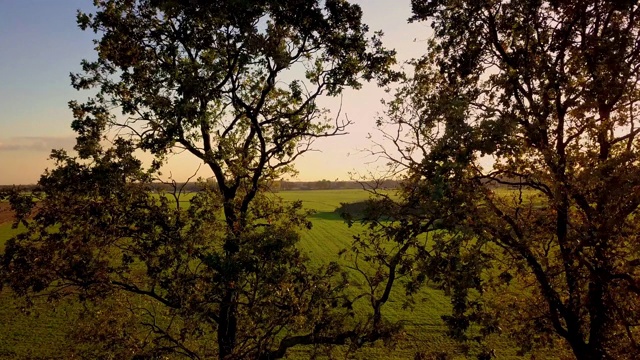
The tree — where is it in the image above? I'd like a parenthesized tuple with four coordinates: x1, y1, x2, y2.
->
(372, 0, 640, 358)
(0, 1, 400, 359)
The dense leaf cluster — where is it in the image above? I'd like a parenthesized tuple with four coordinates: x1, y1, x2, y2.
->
(362, 1, 640, 359)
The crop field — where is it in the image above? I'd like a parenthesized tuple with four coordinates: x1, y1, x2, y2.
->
(0, 205, 21, 252)
(0, 189, 557, 359)
(0, 224, 15, 250)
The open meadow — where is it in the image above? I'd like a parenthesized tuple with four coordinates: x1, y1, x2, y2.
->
(0, 189, 557, 359)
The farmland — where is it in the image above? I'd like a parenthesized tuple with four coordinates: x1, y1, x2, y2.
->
(0, 207, 20, 252)
(0, 189, 556, 359)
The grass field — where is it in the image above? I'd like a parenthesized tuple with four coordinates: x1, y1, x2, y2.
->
(0, 189, 556, 359)
(0, 223, 22, 253)
(278, 191, 462, 359)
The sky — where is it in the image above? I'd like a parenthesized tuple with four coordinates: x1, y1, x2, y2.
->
(0, 0, 430, 184)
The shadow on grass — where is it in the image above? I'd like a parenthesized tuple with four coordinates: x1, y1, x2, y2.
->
(309, 211, 344, 221)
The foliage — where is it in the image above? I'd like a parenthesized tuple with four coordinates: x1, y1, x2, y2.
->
(370, 0, 640, 359)
(0, 1, 403, 359)
(2, 149, 363, 359)
(0, 188, 571, 359)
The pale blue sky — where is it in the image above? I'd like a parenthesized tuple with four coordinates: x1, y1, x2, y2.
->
(0, 0, 429, 184)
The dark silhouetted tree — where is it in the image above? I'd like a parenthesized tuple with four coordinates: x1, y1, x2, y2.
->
(367, 0, 640, 358)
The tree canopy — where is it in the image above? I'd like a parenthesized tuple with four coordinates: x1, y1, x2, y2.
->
(0, 1, 401, 359)
(369, 0, 640, 358)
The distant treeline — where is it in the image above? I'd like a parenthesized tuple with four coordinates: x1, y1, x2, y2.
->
(147, 180, 402, 192)
(0, 185, 38, 192)
(276, 179, 400, 191)
(0, 180, 401, 193)
(1, 178, 527, 193)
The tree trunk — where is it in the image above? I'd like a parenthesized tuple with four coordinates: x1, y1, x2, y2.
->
(218, 288, 238, 360)
(566, 336, 591, 360)
(570, 345, 608, 360)
(218, 198, 241, 360)
(567, 330, 610, 360)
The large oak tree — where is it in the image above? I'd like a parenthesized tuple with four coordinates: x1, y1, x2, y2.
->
(372, 0, 640, 358)
(0, 1, 400, 359)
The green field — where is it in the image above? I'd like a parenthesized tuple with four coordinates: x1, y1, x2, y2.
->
(0, 189, 555, 359)
(279, 191, 462, 359)
(0, 223, 22, 253)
